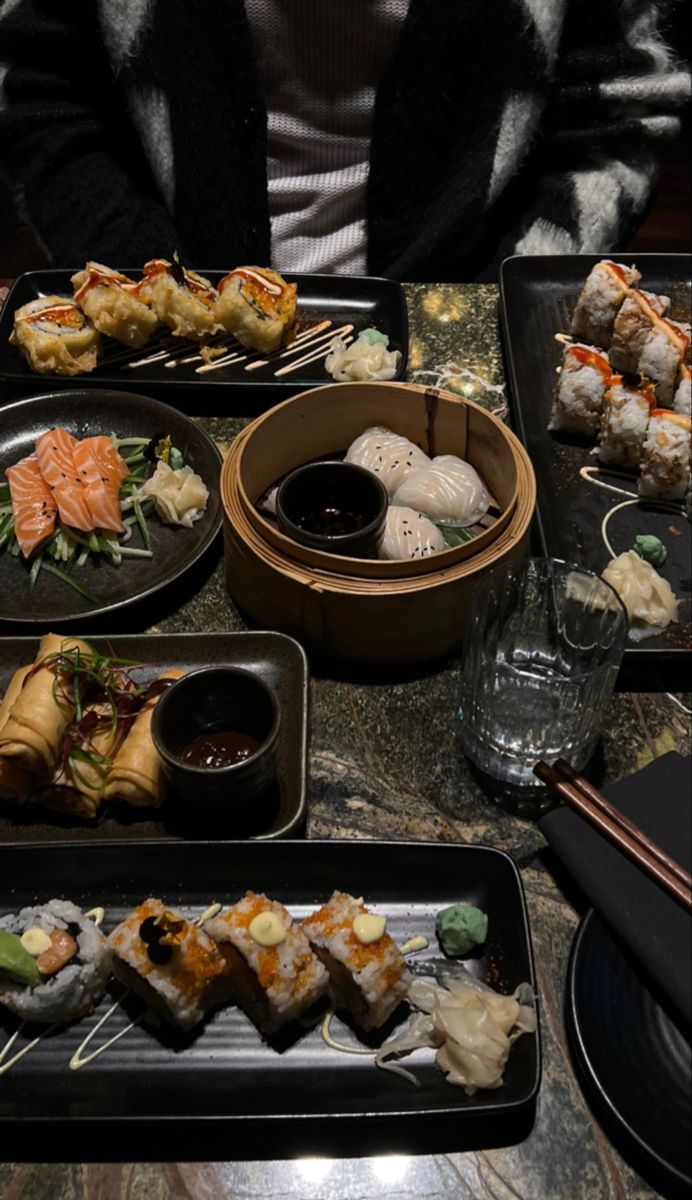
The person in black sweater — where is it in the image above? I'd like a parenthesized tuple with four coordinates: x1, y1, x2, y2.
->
(0, 0, 688, 279)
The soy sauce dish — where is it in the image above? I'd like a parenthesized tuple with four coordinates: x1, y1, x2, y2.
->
(276, 460, 388, 558)
(151, 667, 281, 809)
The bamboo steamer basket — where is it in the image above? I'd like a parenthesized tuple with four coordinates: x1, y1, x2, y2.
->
(221, 386, 536, 666)
(229, 382, 521, 580)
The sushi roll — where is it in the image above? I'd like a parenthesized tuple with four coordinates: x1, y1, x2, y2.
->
(137, 259, 219, 341)
(571, 260, 640, 348)
(549, 343, 613, 436)
(673, 364, 691, 416)
(204, 892, 329, 1035)
(215, 266, 297, 353)
(639, 410, 691, 501)
(10, 295, 100, 376)
(107, 899, 231, 1030)
(71, 263, 158, 348)
(302, 891, 410, 1032)
(638, 318, 690, 408)
(608, 289, 670, 375)
(598, 376, 654, 467)
(0, 900, 110, 1024)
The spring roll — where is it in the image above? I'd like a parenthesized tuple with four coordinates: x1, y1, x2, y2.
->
(37, 702, 121, 820)
(0, 666, 33, 803)
(0, 634, 93, 782)
(103, 670, 184, 807)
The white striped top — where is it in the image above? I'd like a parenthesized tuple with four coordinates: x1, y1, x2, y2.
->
(244, 0, 409, 275)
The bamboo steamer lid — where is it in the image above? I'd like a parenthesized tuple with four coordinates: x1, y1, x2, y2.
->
(226, 382, 523, 580)
(221, 384, 536, 666)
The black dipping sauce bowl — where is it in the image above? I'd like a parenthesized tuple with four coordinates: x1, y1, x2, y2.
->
(151, 667, 281, 822)
(276, 460, 388, 558)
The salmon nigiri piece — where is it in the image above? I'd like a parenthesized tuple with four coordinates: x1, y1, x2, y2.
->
(73, 437, 129, 533)
(6, 455, 57, 557)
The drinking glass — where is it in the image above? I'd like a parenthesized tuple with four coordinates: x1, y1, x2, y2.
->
(458, 558, 628, 788)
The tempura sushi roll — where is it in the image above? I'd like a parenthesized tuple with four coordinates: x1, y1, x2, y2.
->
(107, 899, 231, 1030)
(608, 289, 670, 375)
(204, 892, 329, 1035)
(673, 364, 691, 416)
(639, 410, 691, 501)
(598, 376, 653, 467)
(302, 892, 410, 1032)
(10, 295, 100, 376)
(215, 266, 297, 353)
(0, 900, 110, 1024)
(549, 343, 612, 436)
(571, 260, 640, 348)
(72, 262, 158, 348)
(137, 259, 219, 340)
(638, 319, 690, 408)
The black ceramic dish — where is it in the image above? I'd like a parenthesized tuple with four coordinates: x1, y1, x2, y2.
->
(152, 666, 281, 809)
(567, 909, 692, 1194)
(0, 390, 222, 624)
(0, 271, 408, 410)
(0, 633, 308, 842)
(276, 460, 388, 557)
(0, 840, 540, 1157)
(499, 253, 692, 691)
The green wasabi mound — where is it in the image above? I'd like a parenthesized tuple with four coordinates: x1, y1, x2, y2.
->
(0, 929, 42, 988)
(360, 328, 389, 346)
(436, 903, 488, 957)
(634, 534, 666, 567)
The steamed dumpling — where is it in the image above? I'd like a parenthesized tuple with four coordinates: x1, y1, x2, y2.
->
(379, 506, 445, 560)
(346, 427, 430, 496)
(392, 454, 489, 527)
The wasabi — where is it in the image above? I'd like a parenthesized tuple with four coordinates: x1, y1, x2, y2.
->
(436, 903, 488, 957)
(0, 929, 42, 988)
(634, 534, 666, 567)
(360, 328, 389, 346)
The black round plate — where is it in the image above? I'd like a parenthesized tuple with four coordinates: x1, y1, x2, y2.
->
(0, 390, 222, 622)
(567, 909, 692, 1193)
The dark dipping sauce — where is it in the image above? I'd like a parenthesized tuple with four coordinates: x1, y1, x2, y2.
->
(180, 729, 263, 770)
(293, 502, 368, 538)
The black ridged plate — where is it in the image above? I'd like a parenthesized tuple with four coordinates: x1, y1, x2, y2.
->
(0, 632, 308, 842)
(500, 253, 692, 691)
(567, 909, 692, 1193)
(0, 271, 408, 411)
(0, 841, 540, 1154)
(0, 390, 222, 623)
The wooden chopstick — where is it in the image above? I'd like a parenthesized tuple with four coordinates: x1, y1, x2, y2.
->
(535, 760, 692, 911)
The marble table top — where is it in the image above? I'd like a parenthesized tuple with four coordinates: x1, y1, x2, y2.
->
(1, 283, 690, 1200)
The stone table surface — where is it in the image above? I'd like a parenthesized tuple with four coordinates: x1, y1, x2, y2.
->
(1, 283, 690, 1200)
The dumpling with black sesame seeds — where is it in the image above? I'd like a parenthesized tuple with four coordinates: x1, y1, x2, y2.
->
(345, 427, 430, 497)
(378, 506, 444, 560)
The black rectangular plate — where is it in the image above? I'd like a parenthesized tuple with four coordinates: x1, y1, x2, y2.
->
(0, 633, 308, 842)
(500, 253, 691, 691)
(0, 271, 408, 411)
(0, 840, 540, 1154)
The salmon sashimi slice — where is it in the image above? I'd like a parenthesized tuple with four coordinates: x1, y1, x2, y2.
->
(6, 455, 57, 558)
(73, 437, 128, 532)
(73, 436, 129, 487)
(83, 481, 123, 532)
(52, 480, 94, 532)
(35, 427, 81, 489)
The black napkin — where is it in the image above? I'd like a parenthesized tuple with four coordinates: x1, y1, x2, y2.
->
(539, 751, 691, 1025)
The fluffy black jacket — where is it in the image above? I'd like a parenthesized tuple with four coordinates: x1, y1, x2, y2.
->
(0, 0, 688, 279)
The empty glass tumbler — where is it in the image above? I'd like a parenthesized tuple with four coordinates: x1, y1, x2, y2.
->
(458, 558, 628, 788)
